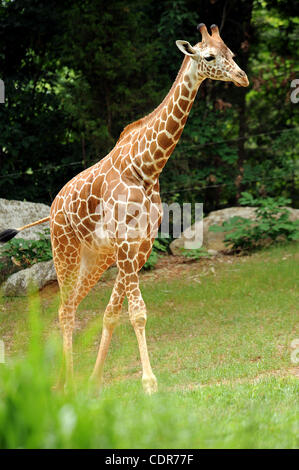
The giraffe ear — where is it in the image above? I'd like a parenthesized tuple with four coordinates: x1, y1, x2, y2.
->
(176, 40, 197, 57)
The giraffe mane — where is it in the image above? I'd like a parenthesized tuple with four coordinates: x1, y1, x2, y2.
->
(116, 55, 191, 144)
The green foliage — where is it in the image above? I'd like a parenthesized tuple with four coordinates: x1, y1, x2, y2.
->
(209, 192, 299, 251)
(0, 245, 298, 448)
(180, 247, 211, 260)
(1, 333, 298, 449)
(0, 0, 298, 209)
(0, 230, 52, 271)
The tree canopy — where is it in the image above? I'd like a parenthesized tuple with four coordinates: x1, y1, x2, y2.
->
(0, 0, 298, 211)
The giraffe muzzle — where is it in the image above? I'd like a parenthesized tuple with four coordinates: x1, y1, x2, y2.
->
(233, 70, 249, 87)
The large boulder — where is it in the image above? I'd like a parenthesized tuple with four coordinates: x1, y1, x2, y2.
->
(0, 198, 50, 241)
(288, 208, 299, 222)
(170, 206, 299, 255)
(1, 260, 57, 296)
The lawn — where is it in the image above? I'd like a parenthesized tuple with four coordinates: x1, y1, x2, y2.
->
(0, 243, 298, 448)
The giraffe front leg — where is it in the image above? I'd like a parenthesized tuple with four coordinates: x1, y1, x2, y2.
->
(88, 308, 119, 391)
(116, 240, 157, 394)
(129, 306, 158, 395)
(123, 262, 157, 394)
(89, 273, 125, 392)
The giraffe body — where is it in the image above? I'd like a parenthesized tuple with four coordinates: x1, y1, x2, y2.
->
(51, 134, 164, 393)
(49, 24, 248, 393)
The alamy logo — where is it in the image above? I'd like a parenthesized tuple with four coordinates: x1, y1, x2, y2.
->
(290, 79, 299, 104)
(93, 198, 203, 249)
(0, 79, 4, 104)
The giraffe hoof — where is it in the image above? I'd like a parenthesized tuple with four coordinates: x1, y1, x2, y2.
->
(142, 375, 158, 395)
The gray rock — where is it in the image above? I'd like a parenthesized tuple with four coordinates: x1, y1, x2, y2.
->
(288, 208, 299, 222)
(201, 206, 256, 253)
(207, 249, 218, 256)
(1, 260, 57, 296)
(170, 206, 299, 255)
(0, 198, 50, 241)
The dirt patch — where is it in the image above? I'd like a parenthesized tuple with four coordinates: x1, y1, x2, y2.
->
(38, 252, 240, 298)
(39, 280, 60, 299)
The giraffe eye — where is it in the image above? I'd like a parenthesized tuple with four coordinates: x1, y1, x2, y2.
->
(205, 55, 215, 62)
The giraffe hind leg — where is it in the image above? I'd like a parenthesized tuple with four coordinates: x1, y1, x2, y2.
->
(89, 271, 126, 392)
(54, 240, 114, 392)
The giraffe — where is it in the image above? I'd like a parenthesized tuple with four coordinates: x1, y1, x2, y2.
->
(0, 24, 249, 394)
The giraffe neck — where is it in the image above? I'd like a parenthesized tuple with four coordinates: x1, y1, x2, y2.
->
(131, 56, 204, 185)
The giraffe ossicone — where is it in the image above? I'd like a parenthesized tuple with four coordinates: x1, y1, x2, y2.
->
(0, 24, 249, 394)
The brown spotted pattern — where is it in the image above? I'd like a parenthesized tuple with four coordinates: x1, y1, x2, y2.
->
(50, 25, 248, 394)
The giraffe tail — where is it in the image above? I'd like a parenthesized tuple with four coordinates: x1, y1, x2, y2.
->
(0, 216, 50, 243)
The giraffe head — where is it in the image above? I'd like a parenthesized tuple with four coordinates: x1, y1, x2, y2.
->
(176, 23, 249, 87)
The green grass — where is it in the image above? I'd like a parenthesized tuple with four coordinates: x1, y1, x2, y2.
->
(0, 243, 298, 448)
